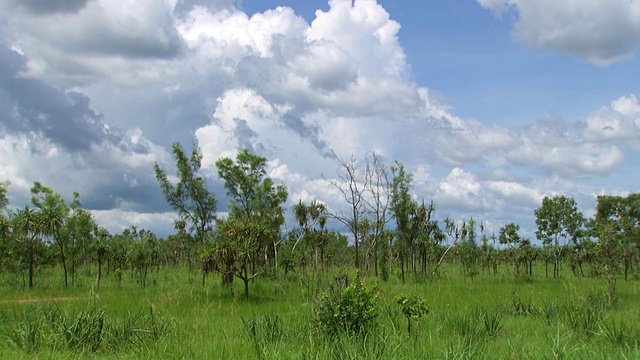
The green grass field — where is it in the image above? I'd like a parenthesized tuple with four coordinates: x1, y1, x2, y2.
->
(0, 264, 638, 359)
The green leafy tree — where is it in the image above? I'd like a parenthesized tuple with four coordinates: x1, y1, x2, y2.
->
(589, 217, 623, 299)
(499, 222, 522, 278)
(65, 199, 97, 285)
(154, 141, 218, 247)
(214, 149, 288, 298)
(93, 227, 109, 288)
(594, 194, 640, 281)
(591, 194, 640, 297)
(390, 161, 413, 283)
(534, 195, 585, 278)
(396, 294, 429, 335)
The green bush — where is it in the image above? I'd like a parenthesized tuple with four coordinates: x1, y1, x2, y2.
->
(315, 271, 379, 338)
(396, 294, 429, 334)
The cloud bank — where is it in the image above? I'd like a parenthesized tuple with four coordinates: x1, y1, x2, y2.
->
(0, 0, 637, 237)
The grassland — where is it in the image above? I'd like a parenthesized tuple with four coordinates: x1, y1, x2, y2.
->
(0, 264, 638, 359)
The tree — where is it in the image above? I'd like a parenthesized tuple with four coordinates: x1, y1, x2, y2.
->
(11, 206, 43, 289)
(326, 153, 368, 269)
(594, 194, 640, 281)
(215, 149, 288, 298)
(154, 141, 218, 246)
(458, 218, 480, 281)
(65, 199, 97, 285)
(30, 182, 71, 287)
(0, 181, 10, 272)
(363, 153, 390, 277)
(534, 195, 584, 278)
(589, 215, 623, 299)
(390, 161, 413, 283)
(499, 222, 522, 278)
(589, 193, 640, 300)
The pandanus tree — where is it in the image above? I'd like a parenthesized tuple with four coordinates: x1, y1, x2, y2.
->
(292, 199, 328, 265)
(11, 206, 43, 289)
(30, 182, 71, 287)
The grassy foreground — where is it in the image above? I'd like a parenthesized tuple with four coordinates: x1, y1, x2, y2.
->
(0, 265, 639, 359)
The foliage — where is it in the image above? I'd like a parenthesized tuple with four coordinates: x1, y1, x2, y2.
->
(154, 141, 217, 245)
(396, 293, 429, 334)
(315, 271, 380, 338)
(215, 149, 288, 298)
(534, 195, 585, 278)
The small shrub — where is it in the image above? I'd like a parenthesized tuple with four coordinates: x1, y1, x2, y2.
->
(315, 270, 379, 338)
(396, 294, 429, 334)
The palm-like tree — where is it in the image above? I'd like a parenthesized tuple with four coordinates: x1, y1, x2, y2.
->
(12, 206, 43, 288)
(31, 183, 71, 287)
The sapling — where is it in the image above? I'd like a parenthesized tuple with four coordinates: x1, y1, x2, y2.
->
(396, 294, 429, 335)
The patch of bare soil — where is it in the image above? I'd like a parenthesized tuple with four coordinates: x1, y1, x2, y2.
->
(0, 296, 91, 304)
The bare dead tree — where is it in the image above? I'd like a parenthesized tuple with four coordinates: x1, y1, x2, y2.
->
(326, 152, 368, 269)
(363, 153, 390, 277)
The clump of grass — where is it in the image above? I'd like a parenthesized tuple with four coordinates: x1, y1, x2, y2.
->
(242, 314, 285, 359)
(109, 304, 172, 352)
(60, 305, 106, 352)
(480, 308, 504, 338)
(538, 300, 560, 325)
(506, 291, 537, 317)
(0, 303, 62, 352)
(547, 327, 577, 360)
(598, 318, 639, 348)
(0, 303, 172, 355)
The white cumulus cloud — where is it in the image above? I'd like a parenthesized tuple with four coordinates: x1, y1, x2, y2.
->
(477, 0, 640, 65)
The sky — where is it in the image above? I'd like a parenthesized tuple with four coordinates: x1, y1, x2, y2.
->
(1, 0, 639, 240)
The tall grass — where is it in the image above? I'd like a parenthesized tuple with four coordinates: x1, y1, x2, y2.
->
(0, 264, 638, 359)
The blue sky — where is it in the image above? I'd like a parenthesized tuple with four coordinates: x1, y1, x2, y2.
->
(1, 0, 639, 240)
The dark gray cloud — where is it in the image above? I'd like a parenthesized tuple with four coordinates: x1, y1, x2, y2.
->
(280, 113, 331, 156)
(80, 171, 171, 213)
(17, 0, 90, 14)
(59, 24, 185, 59)
(0, 46, 119, 152)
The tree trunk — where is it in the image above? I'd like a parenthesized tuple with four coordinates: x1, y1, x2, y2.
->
(373, 239, 378, 277)
(58, 241, 68, 288)
(28, 248, 34, 289)
(243, 265, 250, 299)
